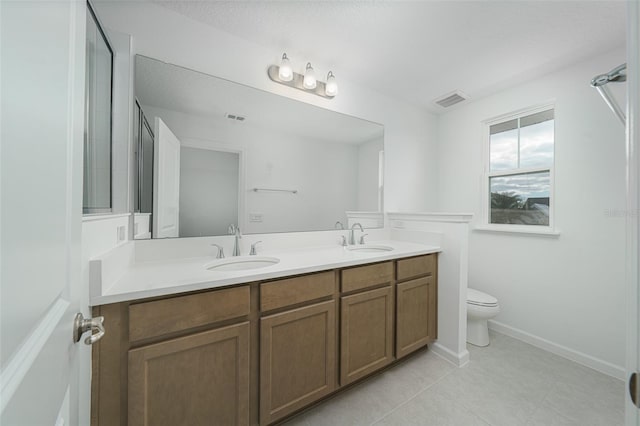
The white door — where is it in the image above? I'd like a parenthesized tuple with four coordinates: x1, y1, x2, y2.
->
(153, 117, 181, 238)
(628, 2, 640, 424)
(1, 1, 91, 425)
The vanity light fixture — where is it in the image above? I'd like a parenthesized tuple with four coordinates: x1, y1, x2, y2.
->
(303, 63, 317, 89)
(267, 53, 337, 99)
(278, 53, 293, 82)
(325, 71, 338, 97)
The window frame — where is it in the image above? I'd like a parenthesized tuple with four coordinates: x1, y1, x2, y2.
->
(480, 102, 557, 235)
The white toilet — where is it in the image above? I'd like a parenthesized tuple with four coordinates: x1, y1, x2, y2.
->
(466, 288, 500, 347)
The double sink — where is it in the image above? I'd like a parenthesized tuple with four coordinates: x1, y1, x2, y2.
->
(206, 244, 394, 272)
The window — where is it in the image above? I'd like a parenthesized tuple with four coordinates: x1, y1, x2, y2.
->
(485, 106, 554, 228)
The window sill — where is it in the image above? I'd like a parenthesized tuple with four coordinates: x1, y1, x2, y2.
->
(473, 225, 560, 238)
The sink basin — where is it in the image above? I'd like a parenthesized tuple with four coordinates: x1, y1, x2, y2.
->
(206, 256, 280, 271)
(346, 244, 394, 253)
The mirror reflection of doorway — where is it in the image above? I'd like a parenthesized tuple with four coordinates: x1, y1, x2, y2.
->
(179, 147, 240, 237)
(138, 117, 154, 216)
(133, 101, 154, 239)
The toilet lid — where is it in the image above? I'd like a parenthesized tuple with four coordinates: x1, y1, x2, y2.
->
(467, 288, 498, 307)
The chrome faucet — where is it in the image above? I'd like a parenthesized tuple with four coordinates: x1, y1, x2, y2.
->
(335, 221, 345, 230)
(250, 241, 262, 255)
(349, 223, 364, 245)
(211, 243, 225, 259)
(229, 224, 242, 256)
(233, 227, 242, 256)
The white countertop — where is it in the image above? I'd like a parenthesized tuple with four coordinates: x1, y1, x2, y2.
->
(91, 240, 440, 305)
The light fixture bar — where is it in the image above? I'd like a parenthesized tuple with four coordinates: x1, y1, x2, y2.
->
(267, 65, 335, 99)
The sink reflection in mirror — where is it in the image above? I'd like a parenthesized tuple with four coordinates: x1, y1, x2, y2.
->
(133, 55, 384, 240)
(205, 256, 280, 272)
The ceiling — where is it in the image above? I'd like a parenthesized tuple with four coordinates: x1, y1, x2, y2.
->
(151, 0, 626, 112)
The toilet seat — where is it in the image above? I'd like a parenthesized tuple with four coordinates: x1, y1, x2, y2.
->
(467, 288, 498, 307)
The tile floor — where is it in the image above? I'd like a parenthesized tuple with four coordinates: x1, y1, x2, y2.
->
(283, 331, 625, 426)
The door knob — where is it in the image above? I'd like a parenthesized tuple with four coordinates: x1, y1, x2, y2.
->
(631, 372, 639, 407)
(73, 313, 105, 345)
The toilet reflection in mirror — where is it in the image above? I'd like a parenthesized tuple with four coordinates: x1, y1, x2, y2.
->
(133, 55, 384, 239)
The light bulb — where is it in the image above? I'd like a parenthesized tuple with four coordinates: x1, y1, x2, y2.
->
(325, 71, 338, 97)
(303, 62, 317, 90)
(278, 53, 293, 82)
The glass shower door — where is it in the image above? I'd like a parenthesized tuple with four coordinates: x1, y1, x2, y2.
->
(83, 2, 113, 213)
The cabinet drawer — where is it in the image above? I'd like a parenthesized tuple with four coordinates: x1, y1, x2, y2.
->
(129, 285, 250, 342)
(261, 271, 335, 312)
(341, 261, 393, 293)
(396, 254, 436, 282)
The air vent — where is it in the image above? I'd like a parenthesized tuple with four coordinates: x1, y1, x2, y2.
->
(225, 113, 246, 121)
(434, 90, 468, 108)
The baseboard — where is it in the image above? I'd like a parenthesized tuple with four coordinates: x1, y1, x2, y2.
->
(488, 320, 625, 380)
(431, 342, 470, 367)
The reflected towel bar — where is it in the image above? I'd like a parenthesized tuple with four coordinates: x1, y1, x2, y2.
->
(252, 187, 298, 194)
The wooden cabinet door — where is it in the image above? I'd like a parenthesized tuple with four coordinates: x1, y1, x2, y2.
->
(128, 322, 250, 426)
(340, 286, 394, 386)
(260, 300, 336, 425)
(396, 276, 436, 359)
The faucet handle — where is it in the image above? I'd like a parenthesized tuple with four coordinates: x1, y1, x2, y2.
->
(211, 243, 225, 259)
(359, 234, 368, 245)
(340, 235, 347, 247)
(227, 224, 236, 235)
(250, 241, 262, 255)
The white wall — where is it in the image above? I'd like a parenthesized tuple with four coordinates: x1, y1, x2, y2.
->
(357, 138, 383, 210)
(436, 49, 627, 376)
(246, 129, 357, 233)
(94, 1, 438, 213)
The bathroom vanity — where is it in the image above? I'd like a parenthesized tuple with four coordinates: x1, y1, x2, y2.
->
(85, 45, 444, 425)
(90, 244, 438, 426)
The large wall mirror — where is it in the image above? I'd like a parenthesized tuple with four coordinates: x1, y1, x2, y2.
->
(133, 55, 384, 239)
